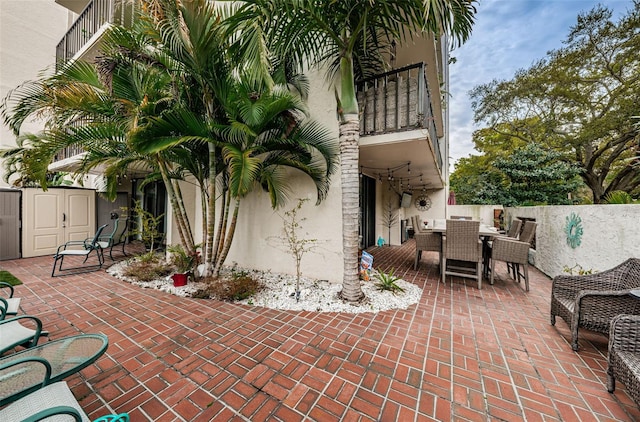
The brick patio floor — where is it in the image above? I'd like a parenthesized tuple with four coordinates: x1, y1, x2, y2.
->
(2, 240, 639, 421)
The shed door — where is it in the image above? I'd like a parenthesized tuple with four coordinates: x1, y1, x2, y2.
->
(0, 191, 21, 260)
(22, 188, 95, 257)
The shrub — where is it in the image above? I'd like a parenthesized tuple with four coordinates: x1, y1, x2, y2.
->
(206, 270, 263, 301)
(374, 268, 405, 294)
(123, 259, 172, 281)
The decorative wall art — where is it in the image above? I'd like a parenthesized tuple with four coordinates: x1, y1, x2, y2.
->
(415, 195, 432, 211)
(564, 212, 583, 249)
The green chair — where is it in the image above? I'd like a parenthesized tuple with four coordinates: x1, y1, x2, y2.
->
(0, 316, 44, 355)
(97, 216, 129, 261)
(0, 357, 129, 422)
(0, 282, 21, 320)
(51, 224, 108, 277)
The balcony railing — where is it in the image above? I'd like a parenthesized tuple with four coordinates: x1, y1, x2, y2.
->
(53, 117, 89, 162)
(356, 63, 441, 170)
(54, 145, 85, 162)
(56, 0, 134, 64)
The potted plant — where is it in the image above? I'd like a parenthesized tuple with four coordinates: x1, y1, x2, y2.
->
(167, 244, 196, 287)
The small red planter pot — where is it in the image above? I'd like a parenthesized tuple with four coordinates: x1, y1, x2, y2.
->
(171, 273, 188, 287)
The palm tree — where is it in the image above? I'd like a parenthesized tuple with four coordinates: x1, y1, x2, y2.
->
(224, 0, 477, 301)
(133, 79, 338, 276)
(2, 0, 338, 277)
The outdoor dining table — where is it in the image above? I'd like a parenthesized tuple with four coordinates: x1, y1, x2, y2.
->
(424, 219, 506, 277)
(0, 333, 108, 406)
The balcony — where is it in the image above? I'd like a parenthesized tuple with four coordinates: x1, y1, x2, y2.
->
(55, 0, 134, 64)
(357, 63, 444, 189)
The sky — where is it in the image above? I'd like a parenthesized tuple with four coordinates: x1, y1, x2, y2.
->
(448, 0, 631, 167)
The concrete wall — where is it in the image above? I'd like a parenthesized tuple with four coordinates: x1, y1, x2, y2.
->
(448, 204, 503, 226)
(505, 205, 640, 278)
(0, 1, 69, 186)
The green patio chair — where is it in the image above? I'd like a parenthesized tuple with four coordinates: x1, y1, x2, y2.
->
(0, 282, 21, 320)
(0, 356, 129, 422)
(51, 224, 108, 277)
(96, 215, 129, 261)
(0, 315, 44, 355)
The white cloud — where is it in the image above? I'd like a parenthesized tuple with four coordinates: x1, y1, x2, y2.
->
(448, 0, 629, 167)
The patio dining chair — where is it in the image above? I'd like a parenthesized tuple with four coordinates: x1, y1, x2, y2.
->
(0, 282, 21, 320)
(412, 215, 426, 234)
(489, 237, 532, 291)
(51, 224, 108, 277)
(506, 219, 522, 238)
(507, 220, 536, 279)
(0, 357, 129, 422)
(414, 232, 442, 271)
(0, 315, 45, 355)
(441, 219, 483, 289)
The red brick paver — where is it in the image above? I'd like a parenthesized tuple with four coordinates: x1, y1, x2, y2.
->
(1, 240, 639, 421)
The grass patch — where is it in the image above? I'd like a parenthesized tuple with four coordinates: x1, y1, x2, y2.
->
(0, 270, 22, 286)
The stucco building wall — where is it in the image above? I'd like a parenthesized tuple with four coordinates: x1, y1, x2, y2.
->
(0, 1, 69, 187)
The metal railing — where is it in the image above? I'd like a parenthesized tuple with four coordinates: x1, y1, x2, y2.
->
(56, 0, 134, 64)
(54, 145, 85, 162)
(356, 63, 442, 170)
(52, 117, 90, 162)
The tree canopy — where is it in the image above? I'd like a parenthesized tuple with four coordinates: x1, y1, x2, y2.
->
(460, 2, 640, 204)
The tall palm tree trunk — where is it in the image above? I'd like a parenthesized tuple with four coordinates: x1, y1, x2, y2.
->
(338, 114, 364, 302)
(214, 198, 240, 276)
(212, 186, 229, 265)
(158, 159, 195, 254)
(338, 55, 364, 302)
(205, 142, 217, 275)
(172, 178, 194, 246)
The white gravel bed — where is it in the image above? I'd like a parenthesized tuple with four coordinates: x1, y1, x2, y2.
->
(107, 260, 422, 314)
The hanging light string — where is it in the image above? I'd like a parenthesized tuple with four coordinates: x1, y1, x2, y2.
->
(359, 161, 431, 194)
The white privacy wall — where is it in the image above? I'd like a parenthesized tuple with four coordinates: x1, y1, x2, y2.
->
(505, 205, 640, 278)
(447, 205, 503, 226)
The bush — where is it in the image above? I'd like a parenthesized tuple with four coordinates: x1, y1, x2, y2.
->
(123, 259, 172, 282)
(205, 270, 263, 301)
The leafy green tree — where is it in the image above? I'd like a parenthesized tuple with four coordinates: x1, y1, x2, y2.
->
(225, 0, 478, 301)
(450, 155, 509, 205)
(494, 143, 582, 205)
(470, 3, 640, 203)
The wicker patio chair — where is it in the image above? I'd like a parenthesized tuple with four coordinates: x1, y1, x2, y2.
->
(441, 220, 483, 288)
(607, 314, 640, 407)
(508, 220, 536, 278)
(414, 232, 442, 272)
(490, 237, 532, 291)
(550, 258, 640, 351)
(506, 219, 522, 238)
(412, 215, 426, 234)
(518, 220, 537, 244)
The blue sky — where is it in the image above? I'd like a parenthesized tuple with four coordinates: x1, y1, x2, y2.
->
(448, 0, 631, 166)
